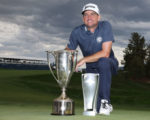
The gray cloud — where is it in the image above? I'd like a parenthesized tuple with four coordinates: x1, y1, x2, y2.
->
(0, 0, 150, 65)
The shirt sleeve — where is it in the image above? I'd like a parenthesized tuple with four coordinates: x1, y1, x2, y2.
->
(67, 30, 78, 50)
(102, 21, 115, 43)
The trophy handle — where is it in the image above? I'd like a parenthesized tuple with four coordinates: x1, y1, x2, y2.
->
(47, 51, 59, 83)
(71, 50, 78, 72)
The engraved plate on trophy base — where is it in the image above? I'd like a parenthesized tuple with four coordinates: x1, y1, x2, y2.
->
(51, 98, 74, 115)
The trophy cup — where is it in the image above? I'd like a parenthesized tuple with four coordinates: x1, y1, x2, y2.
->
(46, 50, 78, 115)
(82, 73, 99, 116)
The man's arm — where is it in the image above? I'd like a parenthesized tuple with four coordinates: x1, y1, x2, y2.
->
(75, 41, 112, 71)
(84, 41, 112, 62)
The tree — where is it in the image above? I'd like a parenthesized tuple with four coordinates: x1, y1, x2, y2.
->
(145, 43, 150, 78)
(122, 32, 147, 78)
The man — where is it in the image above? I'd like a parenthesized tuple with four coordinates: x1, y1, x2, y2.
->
(65, 3, 118, 115)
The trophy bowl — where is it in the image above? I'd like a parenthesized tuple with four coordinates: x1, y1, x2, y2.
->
(46, 50, 78, 115)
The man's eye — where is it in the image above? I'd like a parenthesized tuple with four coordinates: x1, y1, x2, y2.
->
(91, 13, 96, 16)
(84, 14, 88, 16)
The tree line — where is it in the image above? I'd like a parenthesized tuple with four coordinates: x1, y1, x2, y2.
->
(122, 32, 150, 78)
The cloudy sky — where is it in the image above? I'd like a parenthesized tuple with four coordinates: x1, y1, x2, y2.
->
(0, 0, 150, 66)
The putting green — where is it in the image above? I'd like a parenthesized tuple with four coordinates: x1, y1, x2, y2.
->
(0, 69, 150, 120)
(0, 104, 150, 120)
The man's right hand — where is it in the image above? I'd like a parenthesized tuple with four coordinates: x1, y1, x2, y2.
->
(64, 46, 75, 52)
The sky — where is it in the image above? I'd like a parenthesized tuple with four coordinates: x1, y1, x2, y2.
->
(0, 0, 150, 66)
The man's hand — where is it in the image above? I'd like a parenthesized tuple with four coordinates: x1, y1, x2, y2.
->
(64, 46, 75, 52)
(75, 58, 86, 72)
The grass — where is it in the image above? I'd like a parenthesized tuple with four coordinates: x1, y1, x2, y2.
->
(0, 69, 83, 105)
(0, 104, 150, 120)
(0, 68, 150, 120)
(111, 72, 150, 106)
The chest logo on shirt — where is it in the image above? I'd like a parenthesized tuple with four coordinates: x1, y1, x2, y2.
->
(96, 36, 102, 43)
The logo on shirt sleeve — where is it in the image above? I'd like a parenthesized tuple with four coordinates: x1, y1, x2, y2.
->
(96, 36, 102, 43)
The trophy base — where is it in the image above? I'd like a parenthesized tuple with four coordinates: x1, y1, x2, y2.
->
(51, 97, 74, 115)
(83, 111, 97, 116)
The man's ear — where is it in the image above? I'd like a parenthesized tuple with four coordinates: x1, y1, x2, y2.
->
(98, 15, 101, 21)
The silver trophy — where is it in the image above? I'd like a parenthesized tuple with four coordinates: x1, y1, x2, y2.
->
(82, 73, 99, 116)
(46, 50, 78, 115)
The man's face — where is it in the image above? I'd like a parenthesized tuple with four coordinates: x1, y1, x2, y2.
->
(82, 10, 100, 29)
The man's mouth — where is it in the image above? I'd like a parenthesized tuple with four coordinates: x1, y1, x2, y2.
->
(87, 20, 93, 23)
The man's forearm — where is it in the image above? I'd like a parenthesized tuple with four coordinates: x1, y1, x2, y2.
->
(84, 50, 109, 63)
(84, 41, 112, 63)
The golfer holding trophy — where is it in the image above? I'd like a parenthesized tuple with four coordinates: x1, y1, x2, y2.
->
(65, 3, 118, 116)
(47, 2, 118, 116)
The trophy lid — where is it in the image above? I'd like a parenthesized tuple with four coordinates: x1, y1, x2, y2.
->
(52, 50, 78, 55)
(46, 49, 78, 54)
(56, 49, 77, 53)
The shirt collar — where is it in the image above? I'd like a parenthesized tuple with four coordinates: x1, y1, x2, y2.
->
(85, 26, 87, 31)
(84, 23, 100, 35)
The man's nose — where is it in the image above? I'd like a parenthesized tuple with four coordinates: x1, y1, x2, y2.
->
(87, 15, 92, 19)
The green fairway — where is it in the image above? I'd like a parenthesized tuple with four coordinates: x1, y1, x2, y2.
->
(0, 69, 150, 120)
(0, 104, 150, 120)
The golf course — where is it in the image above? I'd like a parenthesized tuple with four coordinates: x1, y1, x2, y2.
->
(0, 68, 150, 120)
